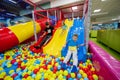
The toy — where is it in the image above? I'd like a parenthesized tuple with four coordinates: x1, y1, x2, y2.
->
(63, 70, 68, 76)
(71, 73, 75, 78)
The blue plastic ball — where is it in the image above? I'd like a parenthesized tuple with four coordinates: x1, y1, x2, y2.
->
(68, 78, 73, 80)
(84, 77, 89, 80)
(77, 73, 82, 79)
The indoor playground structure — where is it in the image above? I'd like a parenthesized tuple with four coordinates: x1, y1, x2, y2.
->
(0, 0, 120, 80)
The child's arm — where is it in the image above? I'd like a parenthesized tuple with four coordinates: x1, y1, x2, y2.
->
(77, 43, 86, 47)
(63, 40, 69, 48)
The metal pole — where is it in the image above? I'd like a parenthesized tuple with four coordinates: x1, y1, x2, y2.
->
(32, 11, 38, 42)
(72, 12, 74, 19)
(47, 10, 49, 22)
(55, 10, 57, 24)
(60, 10, 62, 20)
(85, 0, 92, 50)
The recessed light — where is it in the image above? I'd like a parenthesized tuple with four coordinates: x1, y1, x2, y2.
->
(94, 9, 101, 13)
(98, 24, 102, 25)
(101, 0, 106, 1)
(112, 18, 117, 20)
(72, 6, 77, 10)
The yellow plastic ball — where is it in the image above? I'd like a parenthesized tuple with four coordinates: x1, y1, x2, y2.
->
(7, 63, 12, 68)
(58, 74, 63, 79)
(27, 76, 33, 80)
(93, 74, 98, 80)
(59, 70, 63, 74)
(28, 71, 32, 75)
(44, 73, 48, 78)
(63, 70, 68, 76)
(0, 72, 6, 78)
(4, 76, 11, 80)
(9, 70, 14, 74)
(55, 63, 59, 66)
(50, 77, 55, 80)
(40, 68, 44, 73)
(35, 74, 41, 80)
(79, 70, 84, 74)
(82, 73, 87, 78)
(22, 78, 26, 80)
(16, 68, 21, 72)
(80, 78, 84, 80)
(47, 65, 52, 69)
(0, 67, 3, 71)
(71, 73, 75, 78)
(91, 67, 95, 71)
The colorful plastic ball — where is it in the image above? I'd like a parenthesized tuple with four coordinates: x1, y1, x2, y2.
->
(58, 74, 63, 79)
(12, 73, 18, 78)
(77, 73, 82, 79)
(57, 65, 61, 70)
(27, 76, 34, 80)
(68, 78, 73, 80)
(50, 77, 55, 80)
(63, 70, 68, 76)
(93, 74, 98, 80)
(59, 70, 63, 74)
(35, 74, 41, 80)
(79, 70, 84, 74)
(71, 73, 75, 78)
(7, 63, 12, 68)
(80, 78, 84, 80)
(33, 69, 39, 74)
(82, 73, 87, 78)
(44, 73, 48, 79)
(32, 74, 36, 78)
(91, 67, 95, 72)
(0, 72, 6, 78)
(9, 70, 14, 74)
(84, 77, 89, 80)
(4, 76, 13, 80)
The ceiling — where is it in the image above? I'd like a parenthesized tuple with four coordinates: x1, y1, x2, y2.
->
(0, 0, 120, 23)
(27, 0, 51, 5)
(0, 0, 32, 19)
(91, 0, 120, 23)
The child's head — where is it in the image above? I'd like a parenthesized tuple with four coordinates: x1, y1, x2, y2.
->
(46, 22, 50, 28)
(62, 21, 65, 25)
(72, 34, 78, 41)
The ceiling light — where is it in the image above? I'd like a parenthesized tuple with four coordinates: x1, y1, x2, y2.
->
(72, 6, 78, 10)
(94, 9, 101, 13)
(92, 12, 108, 16)
(98, 24, 102, 25)
(9, 0, 17, 4)
(6, 13, 16, 16)
(101, 0, 106, 1)
(112, 18, 117, 20)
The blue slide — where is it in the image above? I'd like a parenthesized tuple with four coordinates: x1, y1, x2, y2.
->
(61, 18, 87, 62)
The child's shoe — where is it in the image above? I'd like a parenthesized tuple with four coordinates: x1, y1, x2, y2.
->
(71, 65, 77, 73)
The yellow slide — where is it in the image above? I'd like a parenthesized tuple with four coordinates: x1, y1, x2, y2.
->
(43, 19, 73, 57)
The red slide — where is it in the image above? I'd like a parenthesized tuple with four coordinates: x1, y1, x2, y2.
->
(29, 20, 62, 53)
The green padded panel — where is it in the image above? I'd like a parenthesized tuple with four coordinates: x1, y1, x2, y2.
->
(90, 30, 98, 38)
(97, 30, 120, 53)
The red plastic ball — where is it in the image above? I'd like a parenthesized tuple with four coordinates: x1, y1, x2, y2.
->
(33, 69, 39, 74)
(24, 74, 29, 78)
(12, 73, 18, 78)
(11, 59, 16, 64)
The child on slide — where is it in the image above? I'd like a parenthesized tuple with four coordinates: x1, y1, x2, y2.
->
(61, 21, 67, 34)
(34, 22, 54, 49)
(62, 34, 85, 72)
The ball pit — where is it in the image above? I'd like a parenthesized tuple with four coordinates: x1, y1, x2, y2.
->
(0, 43, 99, 80)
